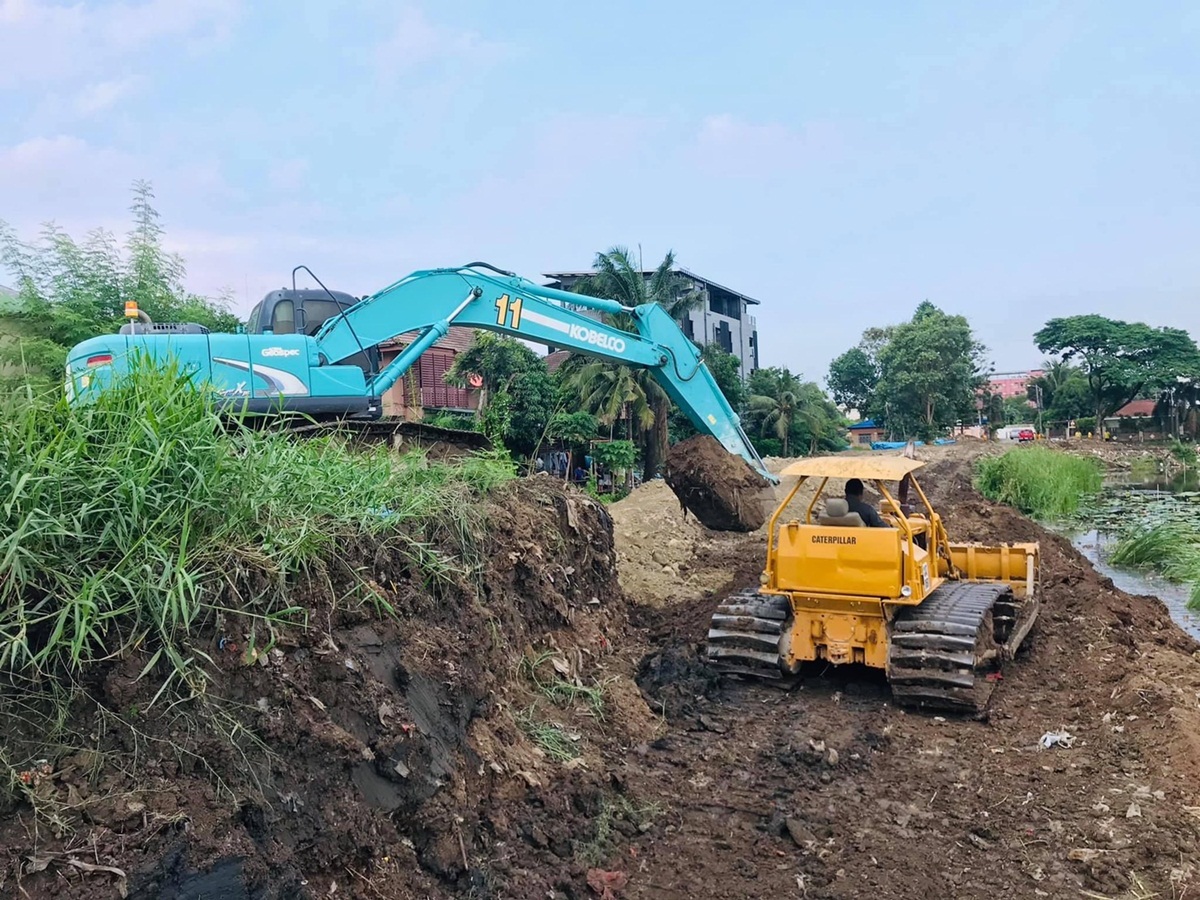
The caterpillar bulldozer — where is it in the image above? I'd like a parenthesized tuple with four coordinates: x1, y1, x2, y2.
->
(706, 456, 1041, 713)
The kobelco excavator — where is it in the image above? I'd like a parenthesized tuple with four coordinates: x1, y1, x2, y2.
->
(63, 262, 777, 528)
(706, 456, 1041, 714)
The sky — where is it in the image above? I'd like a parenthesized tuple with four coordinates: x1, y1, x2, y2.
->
(2, 0, 1198, 385)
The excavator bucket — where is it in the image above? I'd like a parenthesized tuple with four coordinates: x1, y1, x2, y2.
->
(664, 435, 777, 532)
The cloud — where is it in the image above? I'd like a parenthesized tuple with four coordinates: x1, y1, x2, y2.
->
(373, 5, 515, 82)
(74, 78, 138, 115)
(0, 0, 241, 90)
(690, 114, 843, 179)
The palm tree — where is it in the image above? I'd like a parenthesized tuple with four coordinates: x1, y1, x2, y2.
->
(565, 246, 706, 477)
(750, 389, 799, 456)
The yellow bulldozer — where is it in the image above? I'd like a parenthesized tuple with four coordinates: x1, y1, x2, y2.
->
(705, 456, 1040, 713)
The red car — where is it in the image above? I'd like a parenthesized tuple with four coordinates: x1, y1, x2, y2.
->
(1017, 429, 1035, 443)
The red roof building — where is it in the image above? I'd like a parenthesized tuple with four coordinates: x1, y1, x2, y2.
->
(1111, 399, 1158, 418)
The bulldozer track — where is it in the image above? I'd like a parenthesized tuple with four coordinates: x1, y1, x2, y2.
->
(284, 418, 492, 457)
(704, 589, 793, 682)
(887, 581, 1028, 715)
(705, 581, 1038, 715)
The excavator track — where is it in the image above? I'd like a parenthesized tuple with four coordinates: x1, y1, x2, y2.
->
(284, 418, 492, 461)
(704, 589, 794, 682)
(887, 581, 1035, 715)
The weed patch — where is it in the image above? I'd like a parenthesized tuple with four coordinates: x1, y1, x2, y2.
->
(515, 705, 581, 762)
(975, 446, 1103, 519)
(1110, 522, 1200, 609)
(0, 362, 514, 691)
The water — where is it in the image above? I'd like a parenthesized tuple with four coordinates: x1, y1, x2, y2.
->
(1069, 526, 1200, 642)
(1053, 460, 1200, 642)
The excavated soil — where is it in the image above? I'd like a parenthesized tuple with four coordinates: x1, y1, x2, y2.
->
(664, 435, 776, 532)
(5, 444, 1200, 899)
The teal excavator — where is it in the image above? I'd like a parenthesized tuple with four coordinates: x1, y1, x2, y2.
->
(65, 263, 775, 527)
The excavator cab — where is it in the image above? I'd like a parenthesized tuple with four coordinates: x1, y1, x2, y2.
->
(706, 455, 1041, 714)
(246, 289, 380, 378)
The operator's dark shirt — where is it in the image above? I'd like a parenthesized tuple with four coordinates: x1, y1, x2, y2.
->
(846, 496, 887, 528)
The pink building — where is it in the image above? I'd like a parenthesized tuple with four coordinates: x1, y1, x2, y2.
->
(988, 370, 1044, 400)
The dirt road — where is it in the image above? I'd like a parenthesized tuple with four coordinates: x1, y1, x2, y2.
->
(615, 445, 1200, 899)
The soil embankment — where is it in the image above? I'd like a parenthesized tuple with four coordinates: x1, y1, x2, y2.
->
(4, 443, 1200, 899)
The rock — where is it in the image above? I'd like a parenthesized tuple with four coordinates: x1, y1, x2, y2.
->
(785, 818, 816, 848)
(826, 748, 839, 766)
(699, 715, 727, 734)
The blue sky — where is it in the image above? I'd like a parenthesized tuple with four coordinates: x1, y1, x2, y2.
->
(2, 0, 1198, 384)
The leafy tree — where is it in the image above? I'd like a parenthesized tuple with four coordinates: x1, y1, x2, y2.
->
(565, 246, 705, 478)
(502, 366, 558, 457)
(547, 410, 598, 446)
(827, 346, 878, 415)
(0, 180, 239, 390)
(745, 366, 846, 457)
(872, 301, 987, 440)
(445, 331, 557, 456)
(698, 343, 746, 410)
(445, 331, 541, 411)
(1002, 396, 1034, 425)
(1035, 315, 1200, 426)
(558, 357, 654, 443)
(748, 367, 801, 456)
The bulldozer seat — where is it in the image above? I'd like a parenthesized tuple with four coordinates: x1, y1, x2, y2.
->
(818, 498, 865, 527)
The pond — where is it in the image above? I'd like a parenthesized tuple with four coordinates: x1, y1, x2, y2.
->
(1052, 460, 1200, 642)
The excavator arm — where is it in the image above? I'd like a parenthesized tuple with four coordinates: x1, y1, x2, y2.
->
(312, 263, 774, 481)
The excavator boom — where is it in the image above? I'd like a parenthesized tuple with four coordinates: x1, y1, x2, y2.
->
(64, 263, 777, 525)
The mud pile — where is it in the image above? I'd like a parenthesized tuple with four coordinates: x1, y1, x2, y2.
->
(664, 435, 776, 532)
(0, 475, 660, 900)
(617, 449, 1200, 899)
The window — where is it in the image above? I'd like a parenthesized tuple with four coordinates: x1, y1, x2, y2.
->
(714, 320, 733, 354)
(858, 434, 872, 445)
(419, 348, 470, 409)
(298, 299, 346, 335)
(246, 301, 263, 333)
(707, 286, 743, 321)
(271, 300, 295, 334)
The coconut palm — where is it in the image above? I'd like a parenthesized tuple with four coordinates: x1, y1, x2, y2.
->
(565, 246, 705, 477)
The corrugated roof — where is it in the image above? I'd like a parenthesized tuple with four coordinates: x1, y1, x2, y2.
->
(1113, 399, 1158, 418)
(380, 325, 477, 354)
(544, 350, 571, 373)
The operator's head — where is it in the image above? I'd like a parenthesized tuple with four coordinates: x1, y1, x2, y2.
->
(845, 478, 865, 499)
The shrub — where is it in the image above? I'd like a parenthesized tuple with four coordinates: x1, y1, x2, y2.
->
(974, 445, 1103, 519)
(0, 361, 514, 687)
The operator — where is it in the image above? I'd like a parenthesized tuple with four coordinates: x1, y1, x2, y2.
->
(844, 478, 887, 528)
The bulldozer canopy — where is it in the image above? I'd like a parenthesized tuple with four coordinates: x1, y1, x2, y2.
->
(780, 456, 925, 481)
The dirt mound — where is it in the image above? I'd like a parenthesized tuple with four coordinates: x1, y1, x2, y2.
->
(664, 435, 775, 532)
(0, 478, 656, 900)
(615, 447, 1200, 899)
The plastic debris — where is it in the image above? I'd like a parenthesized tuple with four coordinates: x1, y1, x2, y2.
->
(1038, 730, 1076, 750)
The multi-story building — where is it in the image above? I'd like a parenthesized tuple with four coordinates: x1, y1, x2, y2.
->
(988, 369, 1044, 400)
(540, 268, 761, 379)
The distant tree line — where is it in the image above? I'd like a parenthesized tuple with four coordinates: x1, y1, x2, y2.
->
(826, 302, 1200, 441)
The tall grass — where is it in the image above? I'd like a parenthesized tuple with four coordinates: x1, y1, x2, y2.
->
(0, 361, 515, 688)
(1110, 522, 1200, 609)
(974, 445, 1104, 519)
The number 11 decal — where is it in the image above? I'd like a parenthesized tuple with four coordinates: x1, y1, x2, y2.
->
(495, 294, 524, 329)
